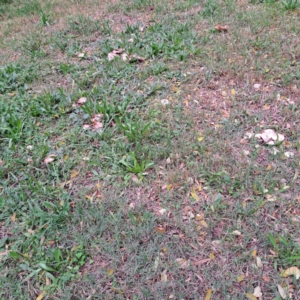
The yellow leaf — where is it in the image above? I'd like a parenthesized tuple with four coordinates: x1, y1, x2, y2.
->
(204, 289, 213, 300)
(281, 266, 300, 279)
(237, 275, 245, 283)
(70, 170, 79, 179)
(71, 245, 79, 251)
(209, 253, 215, 260)
(231, 89, 236, 95)
(252, 249, 257, 257)
(200, 220, 208, 228)
(107, 269, 114, 276)
(198, 136, 205, 142)
(246, 292, 256, 300)
(191, 189, 199, 201)
(266, 164, 272, 171)
(36, 292, 45, 300)
(63, 155, 69, 161)
(11, 213, 16, 222)
(162, 247, 167, 253)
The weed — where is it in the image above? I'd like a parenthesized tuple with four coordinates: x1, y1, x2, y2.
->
(119, 152, 154, 179)
(281, 0, 299, 9)
(39, 10, 51, 26)
(268, 233, 300, 269)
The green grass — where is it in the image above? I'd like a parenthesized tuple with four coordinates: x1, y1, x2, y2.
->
(1, 0, 300, 299)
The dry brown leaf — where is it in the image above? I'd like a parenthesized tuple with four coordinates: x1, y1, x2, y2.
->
(277, 284, 287, 299)
(175, 258, 190, 268)
(253, 286, 262, 297)
(256, 256, 263, 268)
(193, 258, 211, 265)
(44, 154, 57, 164)
(215, 25, 228, 32)
(0, 250, 9, 256)
(155, 225, 166, 234)
(255, 129, 284, 145)
(130, 54, 146, 62)
(77, 97, 87, 105)
(92, 121, 103, 131)
(107, 49, 124, 61)
(161, 269, 168, 282)
(11, 213, 16, 222)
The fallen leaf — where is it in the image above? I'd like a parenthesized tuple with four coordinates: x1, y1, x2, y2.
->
(246, 292, 256, 300)
(44, 154, 57, 164)
(191, 188, 199, 201)
(199, 220, 208, 228)
(77, 97, 87, 105)
(153, 256, 160, 270)
(92, 121, 103, 131)
(253, 286, 262, 297)
(281, 266, 300, 279)
(215, 25, 228, 32)
(11, 213, 16, 222)
(204, 289, 213, 300)
(107, 49, 124, 61)
(255, 129, 284, 145)
(107, 269, 114, 276)
(256, 256, 263, 268)
(198, 135, 205, 142)
(277, 284, 287, 299)
(252, 249, 257, 257)
(155, 225, 166, 234)
(36, 292, 46, 300)
(161, 269, 168, 282)
(130, 54, 146, 62)
(237, 275, 245, 283)
(262, 275, 270, 282)
(175, 258, 190, 268)
(0, 250, 9, 256)
(193, 258, 211, 265)
(121, 53, 128, 61)
(209, 253, 215, 260)
(70, 170, 79, 179)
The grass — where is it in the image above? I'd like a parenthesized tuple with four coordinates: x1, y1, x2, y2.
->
(0, 0, 300, 299)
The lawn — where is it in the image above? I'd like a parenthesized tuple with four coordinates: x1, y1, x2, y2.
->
(0, 0, 300, 299)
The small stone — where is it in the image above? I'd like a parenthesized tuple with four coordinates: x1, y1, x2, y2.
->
(284, 151, 294, 158)
(161, 99, 170, 106)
